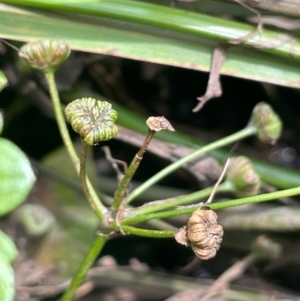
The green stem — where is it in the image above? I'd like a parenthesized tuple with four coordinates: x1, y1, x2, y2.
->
(44, 70, 107, 220)
(122, 186, 300, 225)
(60, 235, 107, 301)
(112, 129, 155, 210)
(128, 125, 257, 202)
(128, 182, 232, 217)
(80, 143, 103, 221)
(122, 225, 175, 238)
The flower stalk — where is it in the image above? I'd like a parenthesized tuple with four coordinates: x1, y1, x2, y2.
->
(121, 186, 300, 225)
(45, 71, 107, 220)
(112, 116, 175, 211)
(127, 125, 257, 203)
(60, 235, 107, 301)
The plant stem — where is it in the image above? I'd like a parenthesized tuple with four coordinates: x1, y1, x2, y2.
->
(44, 70, 107, 220)
(112, 129, 155, 211)
(128, 126, 257, 202)
(60, 235, 107, 301)
(121, 225, 175, 238)
(128, 182, 232, 217)
(122, 186, 300, 225)
(80, 143, 104, 221)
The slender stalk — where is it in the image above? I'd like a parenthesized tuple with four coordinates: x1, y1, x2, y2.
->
(128, 182, 232, 217)
(122, 186, 300, 225)
(60, 235, 107, 301)
(121, 225, 175, 238)
(112, 129, 155, 211)
(80, 143, 103, 221)
(128, 126, 257, 202)
(44, 70, 107, 220)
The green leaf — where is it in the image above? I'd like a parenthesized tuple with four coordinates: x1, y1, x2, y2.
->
(0, 70, 8, 92)
(0, 2, 300, 88)
(0, 138, 36, 215)
(0, 260, 14, 301)
(0, 231, 17, 263)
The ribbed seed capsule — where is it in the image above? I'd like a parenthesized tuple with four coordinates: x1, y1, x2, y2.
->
(19, 40, 70, 71)
(65, 98, 118, 145)
(175, 207, 223, 260)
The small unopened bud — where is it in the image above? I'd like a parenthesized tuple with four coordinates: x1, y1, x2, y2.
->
(252, 235, 282, 260)
(146, 116, 175, 132)
(19, 40, 70, 71)
(226, 156, 260, 197)
(250, 102, 282, 145)
(65, 98, 118, 145)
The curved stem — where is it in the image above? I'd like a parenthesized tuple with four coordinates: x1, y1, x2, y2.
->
(128, 126, 257, 202)
(80, 143, 104, 221)
(122, 186, 300, 225)
(60, 235, 107, 301)
(44, 70, 107, 220)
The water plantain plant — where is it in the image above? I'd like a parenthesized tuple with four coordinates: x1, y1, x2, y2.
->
(8, 40, 298, 301)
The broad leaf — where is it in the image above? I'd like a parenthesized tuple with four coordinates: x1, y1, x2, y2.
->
(0, 260, 14, 301)
(0, 231, 17, 263)
(0, 2, 300, 88)
(0, 138, 36, 215)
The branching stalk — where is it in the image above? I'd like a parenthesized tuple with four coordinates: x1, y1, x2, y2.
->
(128, 181, 232, 217)
(121, 225, 175, 238)
(128, 125, 257, 202)
(122, 186, 300, 225)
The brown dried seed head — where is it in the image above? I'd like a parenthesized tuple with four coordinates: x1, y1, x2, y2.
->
(146, 116, 175, 132)
(193, 247, 217, 261)
(187, 208, 223, 260)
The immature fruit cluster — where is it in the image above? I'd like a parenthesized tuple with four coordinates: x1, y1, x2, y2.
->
(19, 40, 70, 71)
(65, 98, 118, 145)
(175, 207, 223, 260)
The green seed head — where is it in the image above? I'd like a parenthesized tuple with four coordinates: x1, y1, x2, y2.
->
(65, 98, 118, 145)
(226, 156, 260, 197)
(19, 40, 70, 71)
(250, 102, 282, 145)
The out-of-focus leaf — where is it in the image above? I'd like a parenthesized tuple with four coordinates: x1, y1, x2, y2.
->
(0, 138, 36, 216)
(0, 231, 17, 263)
(0, 3, 300, 88)
(0, 260, 14, 301)
(0, 70, 7, 91)
(0, 110, 3, 135)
